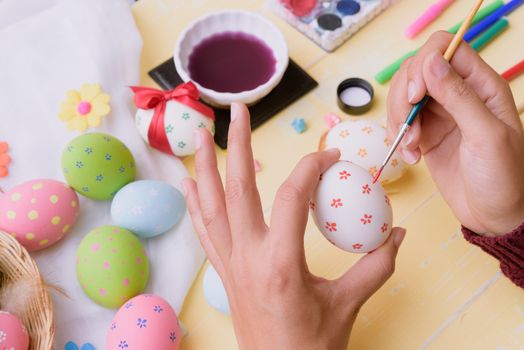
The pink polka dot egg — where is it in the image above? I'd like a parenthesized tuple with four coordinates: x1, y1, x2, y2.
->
(0, 179, 79, 251)
(107, 294, 181, 350)
(0, 311, 30, 350)
(310, 161, 393, 253)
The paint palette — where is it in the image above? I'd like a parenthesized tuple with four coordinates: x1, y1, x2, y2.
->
(270, 0, 392, 52)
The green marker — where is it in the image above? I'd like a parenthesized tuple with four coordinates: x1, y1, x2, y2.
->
(375, 0, 504, 84)
(470, 18, 509, 51)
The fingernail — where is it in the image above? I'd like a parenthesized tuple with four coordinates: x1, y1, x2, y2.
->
(326, 147, 340, 155)
(194, 130, 202, 150)
(401, 148, 418, 165)
(394, 228, 406, 248)
(180, 178, 189, 197)
(230, 102, 239, 122)
(402, 129, 414, 147)
(407, 80, 417, 103)
(430, 53, 450, 79)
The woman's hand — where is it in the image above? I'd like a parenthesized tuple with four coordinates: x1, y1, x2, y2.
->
(387, 31, 524, 237)
(183, 103, 406, 350)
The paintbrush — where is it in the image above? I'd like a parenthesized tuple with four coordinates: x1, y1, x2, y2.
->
(373, 0, 485, 184)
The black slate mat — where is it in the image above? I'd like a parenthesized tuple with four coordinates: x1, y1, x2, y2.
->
(148, 58, 318, 149)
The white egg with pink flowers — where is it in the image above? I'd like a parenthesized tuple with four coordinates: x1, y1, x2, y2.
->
(310, 161, 393, 253)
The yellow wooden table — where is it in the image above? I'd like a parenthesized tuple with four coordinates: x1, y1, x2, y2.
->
(132, 1, 524, 348)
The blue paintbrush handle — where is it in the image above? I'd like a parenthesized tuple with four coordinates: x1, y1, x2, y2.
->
(464, 0, 524, 42)
(406, 95, 430, 126)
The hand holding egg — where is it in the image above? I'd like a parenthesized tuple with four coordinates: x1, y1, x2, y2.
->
(183, 103, 406, 349)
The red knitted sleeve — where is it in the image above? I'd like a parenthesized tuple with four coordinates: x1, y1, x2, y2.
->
(462, 222, 524, 288)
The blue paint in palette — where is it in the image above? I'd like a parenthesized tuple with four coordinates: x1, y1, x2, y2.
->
(272, 0, 392, 51)
(337, 0, 361, 16)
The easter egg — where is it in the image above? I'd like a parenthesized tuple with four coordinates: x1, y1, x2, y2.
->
(111, 180, 186, 239)
(62, 133, 136, 200)
(76, 225, 149, 308)
(107, 294, 181, 350)
(321, 120, 406, 185)
(0, 311, 29, 350)
(203, 265, 230, 315)
(135, 99, 215, 157)
(310, 161, 393, 253)
(0, 179, 79, 251)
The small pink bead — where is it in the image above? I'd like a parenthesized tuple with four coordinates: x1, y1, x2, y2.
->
(77, 101, 92, 115)
(323, 112, 341, 129)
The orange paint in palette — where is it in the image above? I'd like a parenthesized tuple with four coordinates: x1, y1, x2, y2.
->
(187, 31, 276, 93)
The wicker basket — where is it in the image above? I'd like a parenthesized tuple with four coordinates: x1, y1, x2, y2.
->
(0, 230, 54, 349)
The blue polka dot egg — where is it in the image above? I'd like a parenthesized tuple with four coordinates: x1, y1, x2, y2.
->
(61, 133, 136, 200)
(110, 180, 186, 239)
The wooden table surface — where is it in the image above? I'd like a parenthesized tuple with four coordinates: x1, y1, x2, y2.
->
(132, 1, 524, 348)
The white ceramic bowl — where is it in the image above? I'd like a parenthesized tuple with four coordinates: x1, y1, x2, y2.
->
(174, 10, 289, 107)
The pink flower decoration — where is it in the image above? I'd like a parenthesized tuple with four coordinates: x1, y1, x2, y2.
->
(330, 198, 343, 208)
(339, 170, 351, 180)
(325, 222, 337, 232)
(360, 214, 372, 225)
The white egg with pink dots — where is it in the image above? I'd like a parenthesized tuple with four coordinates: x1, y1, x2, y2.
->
(310, 161, 393, 253)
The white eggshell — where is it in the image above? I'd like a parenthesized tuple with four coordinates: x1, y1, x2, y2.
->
(111, 180, 186, 239)
(311, 161, 393, 253)
(203, 265, 230, 315)
(0, 311, 29, 350)
(107, 294, 181, 350)
(324, 120, 406, 184)
(135, 99, 214, 157)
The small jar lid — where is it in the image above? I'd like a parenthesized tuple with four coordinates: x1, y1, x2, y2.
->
(337, 78, 374, 115)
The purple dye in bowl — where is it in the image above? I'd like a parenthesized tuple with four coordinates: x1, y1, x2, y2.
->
(187, 31, 277, 93)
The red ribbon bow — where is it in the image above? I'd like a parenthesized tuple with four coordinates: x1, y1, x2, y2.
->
(130, 82, 214, 155)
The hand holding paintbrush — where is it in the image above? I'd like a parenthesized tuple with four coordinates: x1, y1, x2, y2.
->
(385, 30, 524, 235)
(374, 0, 485, 184)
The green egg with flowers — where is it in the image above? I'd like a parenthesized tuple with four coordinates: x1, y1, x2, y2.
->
(61, 133, 136, 200)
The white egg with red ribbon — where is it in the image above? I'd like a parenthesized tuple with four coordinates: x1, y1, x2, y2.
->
(132, 82, 215, 157)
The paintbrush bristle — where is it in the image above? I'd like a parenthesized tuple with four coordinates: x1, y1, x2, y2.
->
(372, 167, 383, 184)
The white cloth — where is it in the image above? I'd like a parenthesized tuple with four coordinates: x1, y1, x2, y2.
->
(0, 0, 205, 348)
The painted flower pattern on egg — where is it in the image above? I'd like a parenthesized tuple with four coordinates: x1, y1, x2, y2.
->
(311, 161, 393, 254)
(323, 120, 407, 184)
(135, 99, 214, 157)
(107, 294, 181, 350)
(61, 133, 136, 201)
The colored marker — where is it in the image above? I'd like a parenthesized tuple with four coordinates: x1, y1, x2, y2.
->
(375, 0, 504, 84)
(501, 59, 524, 81)
(463, 0, 524, 41)
(470, 17, 509, 51)
(405, 0, 456, 39)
